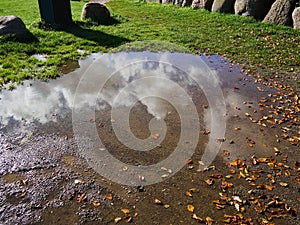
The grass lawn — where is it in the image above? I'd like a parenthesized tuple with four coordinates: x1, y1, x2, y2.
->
(0, 0, 299, 88)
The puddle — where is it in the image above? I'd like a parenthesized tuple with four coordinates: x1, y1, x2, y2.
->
(0, 52, 299, 224)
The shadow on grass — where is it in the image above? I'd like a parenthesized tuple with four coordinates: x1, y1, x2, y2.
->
(0, 31, 39, 43)
(38, 18, 128, 48)
(65, 23, 128, 47)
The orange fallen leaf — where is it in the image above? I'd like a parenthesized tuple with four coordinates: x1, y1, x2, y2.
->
(185, 191, 192, 197)
(105, 194, 113, 200)
(223, 150, 230, 156)
(210, 174, 223, 179)
(266, 185, 275, 191)
(164, 204, 170, 209)
(76, 193, 87, 203)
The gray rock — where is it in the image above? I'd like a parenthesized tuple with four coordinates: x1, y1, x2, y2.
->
(292, 7, 300, 29)
(212, 0, 235, 13)
(0, 16, 28, 36)
(192, 0, 214, 10)
(263, 0, 297, 26)
(234, 0, 275, 20)
(81, 3, 110, 23)
(162, 0, 173, 3)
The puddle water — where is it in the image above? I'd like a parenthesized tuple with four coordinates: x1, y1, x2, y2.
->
(0, 52, 299, 224)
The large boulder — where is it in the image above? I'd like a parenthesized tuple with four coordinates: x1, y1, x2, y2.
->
(211, 0, 235, 13)
(81, 3, 110, 23)
(192, 0, 214, 10)
(292, 7, 300, 29)
(234, 0, 275, 20)
(0, 16, 28, 36)
(263, 0, 297, 26)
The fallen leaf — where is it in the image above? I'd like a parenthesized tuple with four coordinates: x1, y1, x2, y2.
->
(76, 193, 87, 203)
(121, 208, 130, 214)
(186, 159, 193, 164)
(279, 182, 288, 187)
(152, 133, 160, 139)
(201, 130, 211, 135)
(205, 178, 214, 185)
(187, 204, 195, 212)
(74, 179, 84, 184)
(215, 204, 225, 209)
(229, 169, 236, 174)
(185, 191, 192, 197)
(114, 217, 122, 223)
(266, 185, 275, 191)
(154, 198, 163, 205)
(164, 204, 170, 209)
(223, 150, 230, 156)
(124, 216, 132, 223)
(92, 201, 100, 207)
(273, 147, 281, 156)
(192, 214, 203, 222)
(210, 174, 223, 179)
(161, 174, 169, 178)
(206, 217, 214, 225)
(105, 194, 113, 200)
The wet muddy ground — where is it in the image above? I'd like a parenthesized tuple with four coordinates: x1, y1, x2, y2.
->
(0, 52, 299, 224)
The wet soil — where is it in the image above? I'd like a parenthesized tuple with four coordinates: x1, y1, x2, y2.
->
(0, 52, 299, 225)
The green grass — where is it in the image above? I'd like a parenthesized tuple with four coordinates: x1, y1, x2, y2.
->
(0, 0, 299, 86)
